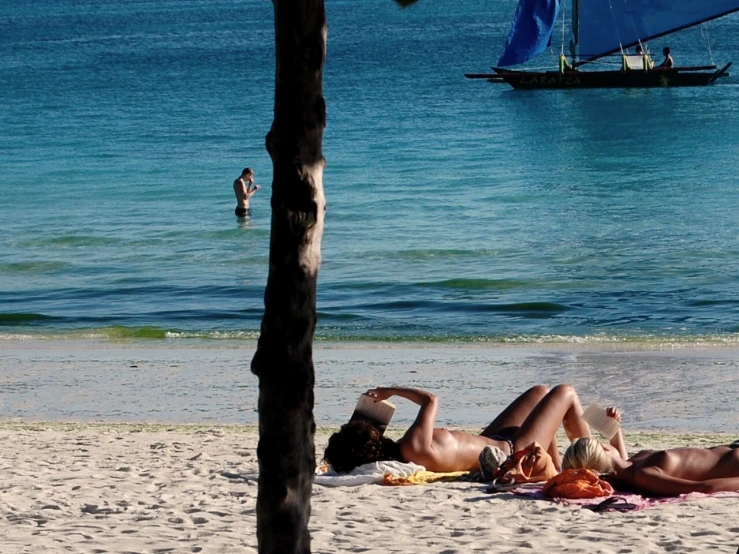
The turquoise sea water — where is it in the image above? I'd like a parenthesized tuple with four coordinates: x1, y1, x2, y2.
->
(3, 0, 739, 344)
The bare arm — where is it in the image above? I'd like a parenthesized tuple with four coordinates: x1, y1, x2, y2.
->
(610, 430, 627, 460)
(605, 407, 628, 460)
(621, 465, 739, 496)
(246, 183, 261, 199)
(365, 387, 438, 460)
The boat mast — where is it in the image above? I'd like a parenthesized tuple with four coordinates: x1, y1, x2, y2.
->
(570, 0, 580, 65)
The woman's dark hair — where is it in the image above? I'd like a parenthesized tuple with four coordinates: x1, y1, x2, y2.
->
(323, 420, 402, 473)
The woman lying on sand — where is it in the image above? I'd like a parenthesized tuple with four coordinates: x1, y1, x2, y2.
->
(324, 384, 594, 473)
(563, 432, 739, 496)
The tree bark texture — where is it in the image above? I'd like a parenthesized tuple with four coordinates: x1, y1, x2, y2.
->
(251, 0, 326, 552)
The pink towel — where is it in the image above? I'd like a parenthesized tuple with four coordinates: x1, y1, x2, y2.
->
(511, 484, 739, 512)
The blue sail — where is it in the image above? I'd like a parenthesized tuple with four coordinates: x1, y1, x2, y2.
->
(579, 0, 739, 61)
(498, 0, 561, 67)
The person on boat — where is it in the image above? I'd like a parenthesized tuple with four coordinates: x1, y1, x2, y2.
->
(562, 431, 739, 496)
(657, 47, 674, 69)
(233, 167, 261, 218)
(323, 384, 593, 473)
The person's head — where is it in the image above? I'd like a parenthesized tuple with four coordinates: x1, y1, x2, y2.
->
(323, 420, 401, 473)
(241, 167, 254, 182)
(562, 437, 615, 474)
(635, 43, 643, 54)
(663, 47, 671, 56)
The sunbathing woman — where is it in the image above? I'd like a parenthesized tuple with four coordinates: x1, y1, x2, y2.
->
(563, 430, 739, 496)
(323, 384, 592, 473)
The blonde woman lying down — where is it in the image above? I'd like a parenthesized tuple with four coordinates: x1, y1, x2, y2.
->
(563, 414, 739, 496)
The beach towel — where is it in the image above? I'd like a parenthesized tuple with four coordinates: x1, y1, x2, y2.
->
(511, 483, 739, 511)
(314, 461, 425, 487)
(383, 470, 469, 486)
(581, 491, 739, 512)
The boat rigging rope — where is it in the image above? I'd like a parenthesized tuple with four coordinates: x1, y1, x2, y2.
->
(560, 0, 567, 56)
(621, 0, 644, 51)
(607, 0, 625, 55)
(701, 23, 716, 66)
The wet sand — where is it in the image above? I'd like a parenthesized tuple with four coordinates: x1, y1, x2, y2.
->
(1, 339, 738, 431)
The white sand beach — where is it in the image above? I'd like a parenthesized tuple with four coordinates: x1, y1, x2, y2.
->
(0, 423, 737, 553)
(1, 340, 738, 553)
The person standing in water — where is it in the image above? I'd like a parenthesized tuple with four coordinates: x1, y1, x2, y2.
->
(233, 167, 261, 218)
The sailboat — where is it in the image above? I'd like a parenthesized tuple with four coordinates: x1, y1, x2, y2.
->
(466, 0, 737, 89)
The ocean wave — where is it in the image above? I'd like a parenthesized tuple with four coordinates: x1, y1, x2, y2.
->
(0, 261, 70, 274)
(0, 313, 57, 325)
(418, 278, 537, 291)
(3, 327, 739, 347)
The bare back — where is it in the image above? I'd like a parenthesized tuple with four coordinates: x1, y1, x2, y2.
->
(233, 178, 249, 208)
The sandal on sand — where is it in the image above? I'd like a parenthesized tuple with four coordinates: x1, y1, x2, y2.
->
(484, 476, 518, 494)
(585, 497, 635, 512)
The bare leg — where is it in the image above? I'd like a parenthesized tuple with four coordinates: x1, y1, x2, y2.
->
(480, 385, 549, 438)
(511, 384, 591, 459)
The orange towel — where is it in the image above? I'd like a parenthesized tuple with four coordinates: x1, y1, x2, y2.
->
(543, 468, 614, 499)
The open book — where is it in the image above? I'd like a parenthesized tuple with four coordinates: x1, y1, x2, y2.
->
(582, 402, 620, 440)
(349, 393, 396, 434)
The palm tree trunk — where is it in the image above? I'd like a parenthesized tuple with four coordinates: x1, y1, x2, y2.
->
(251, 0, 326, 552)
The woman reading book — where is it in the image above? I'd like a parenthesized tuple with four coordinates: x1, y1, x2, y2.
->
(563, 433, 739, 496)
(324, 384, 594, 473)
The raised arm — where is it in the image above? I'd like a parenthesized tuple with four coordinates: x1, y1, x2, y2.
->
(365, 386, 438, 461)
(246, 183, 261, 198)
(605, 407, 627, 460)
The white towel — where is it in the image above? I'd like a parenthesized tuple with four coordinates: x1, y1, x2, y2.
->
(314, 460, 425, 487)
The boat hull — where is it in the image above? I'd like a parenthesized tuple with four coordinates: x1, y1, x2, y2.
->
(489, 65, 730, 89)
